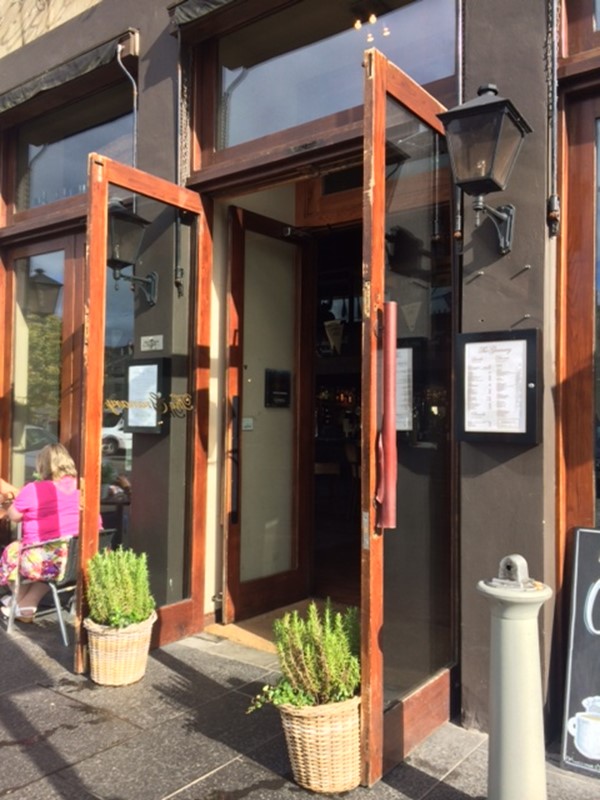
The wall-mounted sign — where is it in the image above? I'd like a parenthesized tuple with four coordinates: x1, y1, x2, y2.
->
(562, 528, 600, 778)
(456, 329, 541, 444)
(264, 369, 291, 408)
(140, 334, 164, 352)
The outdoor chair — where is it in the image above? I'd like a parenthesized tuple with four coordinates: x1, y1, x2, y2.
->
(5, 527, 116, 646)
(6, 533, 79, 646)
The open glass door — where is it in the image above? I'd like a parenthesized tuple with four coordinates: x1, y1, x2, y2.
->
(76, 155, 206, 671)
(361, 50, 455, 783)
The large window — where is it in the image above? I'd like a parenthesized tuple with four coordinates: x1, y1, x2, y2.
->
(215, 0, 456, 150)
(16, 85, 133, 211)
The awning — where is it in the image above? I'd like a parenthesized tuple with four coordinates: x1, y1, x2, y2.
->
(0, 30, 137, 119)
(168, 0, 236, 28)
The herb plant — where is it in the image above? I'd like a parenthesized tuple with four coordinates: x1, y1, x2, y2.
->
(86, 547, 155, 628)
(248, 599, 360, 712)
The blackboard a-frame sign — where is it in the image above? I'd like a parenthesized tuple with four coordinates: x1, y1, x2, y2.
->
(561, 528, 600, 778)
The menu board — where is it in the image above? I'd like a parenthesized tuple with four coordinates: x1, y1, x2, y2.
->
(561, 528, 600, 778)
(464, 339, 527, 434)
(456, 330, 540, 444)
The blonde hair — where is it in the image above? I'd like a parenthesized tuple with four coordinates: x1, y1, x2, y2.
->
(36, 443, 77, 481)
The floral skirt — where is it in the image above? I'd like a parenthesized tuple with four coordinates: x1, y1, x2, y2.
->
(0, 539, 70, 585)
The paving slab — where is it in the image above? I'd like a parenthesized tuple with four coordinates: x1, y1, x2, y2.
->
(2, 618, 600, 800)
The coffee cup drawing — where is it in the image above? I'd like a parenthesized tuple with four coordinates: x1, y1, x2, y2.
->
(568, 697, 600, 760)
(584, 579, 600, 635)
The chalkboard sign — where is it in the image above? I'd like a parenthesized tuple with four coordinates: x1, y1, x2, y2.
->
(561, 528, 600, 778)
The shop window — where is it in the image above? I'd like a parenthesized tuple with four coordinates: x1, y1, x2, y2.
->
(15, 84, 133, 211)
(210, 0, 456, 152)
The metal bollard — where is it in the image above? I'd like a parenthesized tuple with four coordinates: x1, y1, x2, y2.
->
(477, 555, 553, 800)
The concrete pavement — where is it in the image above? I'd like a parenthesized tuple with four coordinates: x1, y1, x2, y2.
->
(1, 612, 599, 800)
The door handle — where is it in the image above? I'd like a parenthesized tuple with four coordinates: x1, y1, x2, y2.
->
(376, 301, 397, 530)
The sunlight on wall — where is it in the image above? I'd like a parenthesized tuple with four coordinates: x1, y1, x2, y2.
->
(0, 0, 101, 58)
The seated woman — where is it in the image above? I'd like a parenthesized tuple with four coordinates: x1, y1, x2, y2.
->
(0, 443, 82, 622)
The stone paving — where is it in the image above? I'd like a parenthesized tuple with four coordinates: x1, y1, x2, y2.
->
(1, 614, 599, 799)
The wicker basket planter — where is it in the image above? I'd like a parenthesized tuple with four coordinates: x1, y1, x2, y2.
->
(84, 611, 157, 686)
(279, 695, 361, 794)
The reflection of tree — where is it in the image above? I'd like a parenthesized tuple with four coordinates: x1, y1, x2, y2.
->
(27, 313, 61, 424)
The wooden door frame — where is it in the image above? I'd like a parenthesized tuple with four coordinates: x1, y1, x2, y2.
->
(361, 48, 450, 785)
(75, 154, 206, 672)
(222, 206, 313, 623)
(555, 92, 599, 701)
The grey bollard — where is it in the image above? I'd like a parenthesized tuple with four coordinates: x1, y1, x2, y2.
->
(478, 555, 553, 800)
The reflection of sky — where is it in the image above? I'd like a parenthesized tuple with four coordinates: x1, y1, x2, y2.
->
(105, 272, 134, 348)
(221, 0, 455, 147)
(25, 114, 133, 208)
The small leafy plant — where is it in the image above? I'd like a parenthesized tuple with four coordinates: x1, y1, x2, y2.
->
(248, 599, 360, 712)
(86, 547, 155, 628)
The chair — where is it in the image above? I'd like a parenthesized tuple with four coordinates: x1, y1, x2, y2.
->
(6, 533, 79, 646)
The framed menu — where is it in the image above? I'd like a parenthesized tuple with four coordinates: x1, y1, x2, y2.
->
(456, 329, 541, 444)
(126, 359, 166, 433)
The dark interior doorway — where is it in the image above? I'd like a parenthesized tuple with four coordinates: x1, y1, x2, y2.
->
(312, 225, 362, 607)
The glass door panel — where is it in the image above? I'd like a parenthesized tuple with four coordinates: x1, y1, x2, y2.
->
(81, 155, 205, 661)
(382, 97, 453, 698)
(10, 251, 65, 487)
(362, 49, 454, 782)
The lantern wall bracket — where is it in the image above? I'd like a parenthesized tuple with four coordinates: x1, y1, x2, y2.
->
(472, 196, 515, 256)
(112, 268, 158, 306)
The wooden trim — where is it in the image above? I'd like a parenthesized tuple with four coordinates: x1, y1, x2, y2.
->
(383, 669, 450, 771)
(556, 93, 599, 681)
(0, 249, 13, 478)
(177, 0, 295, 43)
(361, 46, 387, 787)
(0, 197, 87, 247)
(564, 0, 600, 57)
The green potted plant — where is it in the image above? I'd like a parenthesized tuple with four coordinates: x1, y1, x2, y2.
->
(83, 547, 157, 686)
(248, 599, 361, 793)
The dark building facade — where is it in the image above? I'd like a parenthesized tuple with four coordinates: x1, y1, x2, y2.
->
(0, 0, 596, 785)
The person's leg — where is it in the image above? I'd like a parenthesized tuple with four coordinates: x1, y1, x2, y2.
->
(16, 582, 49, 615)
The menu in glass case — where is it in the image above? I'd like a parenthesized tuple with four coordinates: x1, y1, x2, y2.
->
(456, 329, 540, 444)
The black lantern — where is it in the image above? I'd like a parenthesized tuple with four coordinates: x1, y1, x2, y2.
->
(107, 199, 158, 306)
(438, 85, 532, 254)
(27, 268, 63, 315)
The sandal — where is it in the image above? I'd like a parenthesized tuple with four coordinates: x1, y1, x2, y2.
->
(1, 604, 36, 622)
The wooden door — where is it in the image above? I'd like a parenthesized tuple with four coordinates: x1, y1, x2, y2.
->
(76, 155, 206, 671)
(361, 49, 454, 783)
(222, 207, 313, 622)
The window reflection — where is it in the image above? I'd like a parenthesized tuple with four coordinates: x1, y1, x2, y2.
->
(101, 269, 135, 548)
(11, 252, 64, 487)
(218, 0, 456, 149)
(16, 86, 133, 211)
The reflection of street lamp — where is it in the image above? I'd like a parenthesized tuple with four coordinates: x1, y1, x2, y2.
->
(107, 199, 157, 306)
(27, 268, 63, 315)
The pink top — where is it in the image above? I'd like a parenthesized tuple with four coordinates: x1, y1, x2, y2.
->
(13, 477, 81, 545)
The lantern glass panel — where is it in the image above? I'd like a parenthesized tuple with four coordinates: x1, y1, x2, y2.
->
(490, 113, 526, 192)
